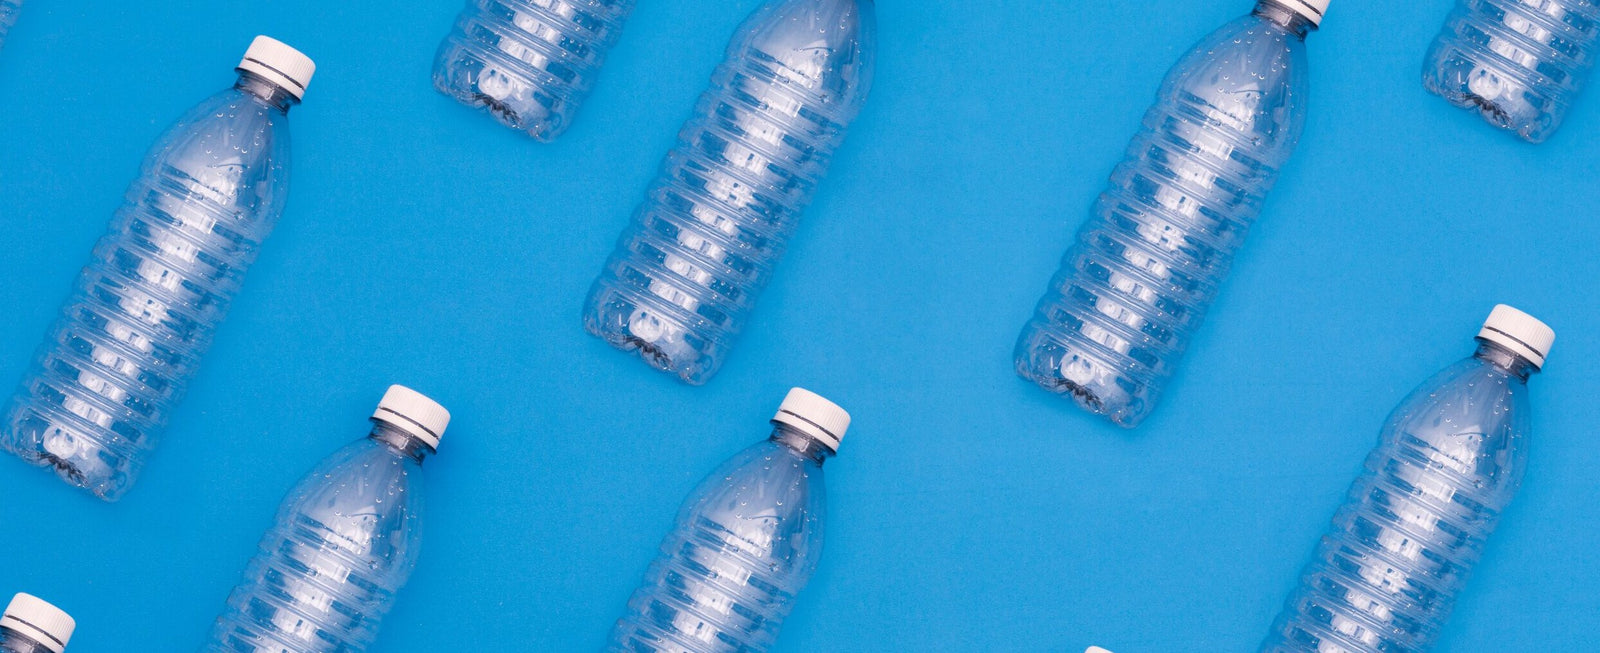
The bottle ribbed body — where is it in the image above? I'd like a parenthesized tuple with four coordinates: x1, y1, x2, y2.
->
(1014, 7, 1309, 427)
(607, 436, 828, 652)
(0, 81, 291, 501)
(1423, 0, 1600, 142)
(0, 0, 19, 47)
(433, 0, 634, 141)
(583, 0, 875, 385)
(1261, 349, 1533, 652)
(205, 433, 426, 653)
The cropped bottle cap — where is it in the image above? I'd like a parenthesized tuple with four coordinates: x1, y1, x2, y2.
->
(1086, 648, 1114, 653)
(1478, 304, 1555, 369)
(2, 593, 75, 653)
(771, 388, 850, 453)
(372, 385, 451, 450)
(237, 35, 316, 100)
(1278, 0, 1329, 26)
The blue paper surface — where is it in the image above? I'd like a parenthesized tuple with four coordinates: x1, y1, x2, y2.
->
(0, 0, 1594, 650)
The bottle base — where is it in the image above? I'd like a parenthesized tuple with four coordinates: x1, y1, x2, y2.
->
(583, 286, 724, 386)
(1013, 327, 1151, 429)
(432, 39, 568, 142)
(1, 403, 133, 501)
(1423, 49, 1561, 143)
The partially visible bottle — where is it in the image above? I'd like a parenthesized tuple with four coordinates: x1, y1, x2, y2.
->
(203, 385, 451, 653)
(1013, 0, 1327, 428)
(1422, 0, 1600, 143)
(0, 0, 20, 50)
(583, 0, 876, 385)
(0, 594, 74, 653)
(606, 387, 850, 652)
(0, 36, 314, 501)
(1086, 648, 1114, 653)
(432, 0, 636, 141)
(1260, 305, 1553, 653)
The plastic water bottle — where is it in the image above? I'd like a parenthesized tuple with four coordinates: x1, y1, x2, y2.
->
(0, 0, 20, 49)
(583, 0, 876, 385)
(607, 388, 850, 652)
(0, 594, 74, 653)
(204, 386, 451, 653)
(432, 0, 636, 141)
(1012, 0, 1327, 428)
(1260, 305, 1553, 653)
(1422, 0, 1600, 143)
(0, 37, 314, 501)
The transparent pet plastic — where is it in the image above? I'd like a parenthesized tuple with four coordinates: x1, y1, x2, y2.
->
(1423, 0, 1600, 143)
(0, 0, 20, 49)
(583, 0, 875, 385)
(606, 425, 833, 652)
(1014, 1, 1314, 427)
(203, 421, 435, 653)
(432, 0, 636, 141)
(0, 70, 297, 501)
(1261, 340, 1539, 652)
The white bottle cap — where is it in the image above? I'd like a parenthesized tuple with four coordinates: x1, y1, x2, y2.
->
(771, 388, 851, 453)
(1278, 0, 1329, 26)
(1086, 648, 1114, 653)
(372, 385, 451, 450)
(1478, 304, 1555, 369)
(237, 35, 316, 100)
(2, 594, 75, 653)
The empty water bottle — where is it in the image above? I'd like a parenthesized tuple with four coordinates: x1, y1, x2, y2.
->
(1013, 0, 1327, 428)
(1, 594, 74, 653)
(204, 385, 451, 653)
(0, 37, 314, 501)
(583, 0, 876, 385)
(607, 388, 850, 652)
(1423, 0, 1600, 142)
(1260, 305, 1553, 653)
(0, 0, 20, 49)
(432, 0, 635, 141)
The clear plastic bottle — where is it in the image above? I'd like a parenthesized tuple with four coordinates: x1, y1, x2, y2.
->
(0, 37, 314, 501)
(0, 594, 75, 653)
(1013, 0, 1326, 428)
(1260, 305, 1554, 653)
(0, 0, 21, 49)
(583, 0, 876, 385)
(203, 385, 451, 653)
(606, 388, 850, 652)
(1422, 0, 1600, 143)
(432, 0, 635, 141)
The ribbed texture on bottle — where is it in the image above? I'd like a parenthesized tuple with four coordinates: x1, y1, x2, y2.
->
(606, 517, 796, 653)
(1259, 437, 1503, 652)
(1015, 94, 1281, 428)
(1, 171, 269, 501)
(204, 513, 399, 653)
(582, 53, 853, 385)
(0, 0, 19, 47)
(432, 0, 634, 141)
(0, 630, 54, 653)
(1423, 0, 1600, 142)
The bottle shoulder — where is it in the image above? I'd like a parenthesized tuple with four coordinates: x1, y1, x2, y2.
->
(141, 86, 293, 211)
(728, 0, 875, 112)
(677, 439, 829, 574)
(1378, 357, 1533, 494)
(1157, 14, 1310, 148)
(276, 438, 427, 562)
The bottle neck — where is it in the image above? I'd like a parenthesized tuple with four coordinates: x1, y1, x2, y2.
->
(0, 628, 55, 653)
(234, 70, 298, 113)
(368, 420, 436, 463)
(1253, 1, 1316, 40)
(769, 423, 835, 465)
(1474, 339, 1538, 382)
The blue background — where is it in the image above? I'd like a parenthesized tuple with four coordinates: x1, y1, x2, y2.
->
(0, 0, 1595, 650)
